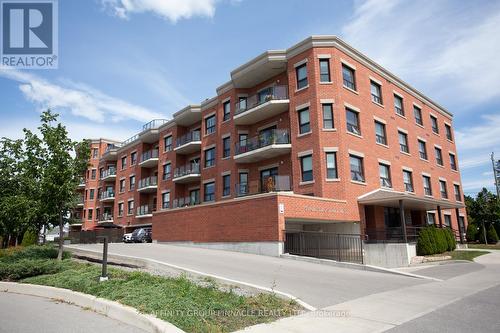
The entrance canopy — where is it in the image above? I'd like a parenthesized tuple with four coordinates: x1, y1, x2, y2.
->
(358, 189, 464, 210)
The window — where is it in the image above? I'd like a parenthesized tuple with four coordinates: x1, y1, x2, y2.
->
(423, 175, 432, 196)
(444, 215, 451, 227)
(91, 169, 96, 180)
(370, 80, 383, 104)
(427, 213, 436, 225)
(379, 164, 392, 188)
(87, 209, 93, 220)
(300, 155, 313, 182)
(418, 140, 428, 160)
(162, 192, 170, 209)
(430, 115, 439, 134)
(118, 202, 124, 217)
(129, 175, 135, 190)
(222, 174, 231, 197)
(296, 63, 308, 89)
(99, 168, 104, 179)
(414, 106, 423, 126)
(89, 189, 95, 200)
(450, 153, 457, 170)
(222, 137, 231, 158)
(163, 163, 171, 180)
(238, 96, 247, 111)
(205, 115, 216, 135)
(350, 155, 365, 182)
(119, 179, 125, 193)
(121, 156, 127, 170)
(342, 64, 356, 90)
(394, 94, 404, 116)
(239, 134, 247, 147)
(445, 124, 453, 141)
(205, 147, 215, 168)
(319, 59, 330, 82)
(403, 170, 414, 192)
(435, 147, 443, 166)
(322, 104, 334, 129)
(130, 152, 137, 165)
(398, 131, 409, 153)
(92, 148, 98, 158)
(298, 107, 311, 134)
(440, 180, 448, 199)
(454, 184, 462, 201)
(374, 121, 387, 145)
(164, 136, 172, 152)
(326, 152, 337, 179)
(204, 182, 215, 202)
(127, 200, 134, 215)
(238, 172, 248, 196)
(346, 108, 361, 135)
(223, 100, 231, 121)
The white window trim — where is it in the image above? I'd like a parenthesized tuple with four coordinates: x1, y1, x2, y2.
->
(257, 121, 278, 132)
(258, 163, 280, 171)
(204, 111, 216, 119)
(348, 149, 364, 158)
(323, 147, 339, 152)
(393, 91, 404, 99)
(320, 99, 335, 104)
(295, 102, 310, 111)
(203, 178, 215, 184)
(317, 54, 331, 59)
(397, 127, 409, 134)
(221, 170, 231, 176)
(378, 158, 391, 165)
(373, 115, 387, 124)
(340, 58, 356, 70)
(293, 58, 308, 68)
(344, 102, 360, 112)
(402, 166, 413, 172)
(369, 76, 383, 86)
(298, 149, 313, 157)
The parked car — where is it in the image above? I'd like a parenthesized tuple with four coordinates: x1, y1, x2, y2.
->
(131, 228, 152, 243)
(122, 232, 133, 243)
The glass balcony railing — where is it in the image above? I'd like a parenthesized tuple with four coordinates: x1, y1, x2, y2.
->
(138, 176, 158, 189)
(235, 175, 291, 197)
(175, 131, 201, 148)
(140, 149, 159, 163)
(235, 129, 290, 156)
(235, 85, 288, 116)
(173, 164, 201, 178)
(136, 205, 155, 216)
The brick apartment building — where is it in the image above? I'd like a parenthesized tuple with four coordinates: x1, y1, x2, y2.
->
(73, 36, 466, 266)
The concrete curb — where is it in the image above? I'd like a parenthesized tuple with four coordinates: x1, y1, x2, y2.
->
(66, 246, 317, 311)
(0, 282, 184, 333)
(280, 254, 443, 281)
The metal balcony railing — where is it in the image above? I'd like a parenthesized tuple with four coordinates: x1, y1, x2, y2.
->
(173, 164, 200, 178)
(234, 129, 290, 156)
(99, 213, 113, 222)
(140, 149, 159, 163)
(136, 205, 155, 216)
(176, 131, 201, 148)
(142, 119, 168, 131)
(101, 167, 116, 178)
(138, 176, 158, 189)
(172, 197, 200, 208)
(235, 85, 288, 116)
(100, 190, 115, 200)
(235, 175, 291, 197)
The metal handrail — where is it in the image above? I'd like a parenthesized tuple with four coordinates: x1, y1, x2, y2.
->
(235, 175, 291, 197)
(100, 190, 115, 200)
(142, 119, 168, 131)
(101, 167, 116, 178)
(235, 85, 288, 115)
(136, 205, 155, 216)
(140, 149, 159, 162)
(234, 129, 290, 156)
(176, 131, 201, 148)
(138, 176, 158, 189)
(173, 164, 200, 178)
(172, 197, 200, 208)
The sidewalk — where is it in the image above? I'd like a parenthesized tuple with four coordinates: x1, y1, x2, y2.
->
(235, 251, 500, 332)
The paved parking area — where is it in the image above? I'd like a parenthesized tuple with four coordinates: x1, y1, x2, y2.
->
(68, 243, 427, 309)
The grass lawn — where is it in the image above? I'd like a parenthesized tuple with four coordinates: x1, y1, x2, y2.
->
(467, 243, 500, 250)
(1, 246, 302, 333)
(426, 250, 489, 262)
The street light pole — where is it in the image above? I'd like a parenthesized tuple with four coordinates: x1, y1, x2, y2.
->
(492, 152, 500, 203)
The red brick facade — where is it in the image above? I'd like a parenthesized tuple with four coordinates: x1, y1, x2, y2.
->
(77, 36, 467, 247)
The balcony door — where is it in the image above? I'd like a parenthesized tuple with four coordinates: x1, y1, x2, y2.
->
(257, 87, 273, 104)
(189, 189, 200, 205)
(259, 125, 277, 147)
(260, 167, 278, 192)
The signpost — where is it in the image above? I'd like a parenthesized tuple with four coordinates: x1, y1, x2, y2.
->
(96, 236, 109, 282)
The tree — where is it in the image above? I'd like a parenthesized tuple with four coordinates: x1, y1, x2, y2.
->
(37, 110, 90, 260)
(465, 188, 500, 244)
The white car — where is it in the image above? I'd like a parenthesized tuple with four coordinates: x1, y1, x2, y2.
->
(123, 233, 133, 243)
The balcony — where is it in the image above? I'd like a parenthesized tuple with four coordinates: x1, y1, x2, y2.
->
(233, 86, 289, 125)
(102, 144, 120, 161)
(76, 196, 84, 207)
(172, 164, 201, 184)
(139, 119, 169, 144)
(235, 175, 292, 197)
(137, 176, 158, 193)
(172, 197, 200, 208)
(174, 131, 201, 155)
(78, 177, 85, 188)
(139, 149, 159, 168)
(101, 167, 116, 181)
(98, 213, 114, 224)
(136, 205, 154, 218)
(234, 129, 291, 163)
(100, 190, 115, 202)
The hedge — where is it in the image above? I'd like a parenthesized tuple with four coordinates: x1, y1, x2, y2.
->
(417, 226, 456, 256)
(0, 259, 64, 281)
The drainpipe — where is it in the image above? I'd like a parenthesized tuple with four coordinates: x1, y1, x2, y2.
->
(456, 207, 464, 244)
(437, 205, 443, 228)
(399, 200, 407, 243)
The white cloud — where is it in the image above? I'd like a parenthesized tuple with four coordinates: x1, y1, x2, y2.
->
(462, 178, 494, 192)
(101, 0, 216, 23)
(0, 68, 166, 123)
(342, 0, 500, 108)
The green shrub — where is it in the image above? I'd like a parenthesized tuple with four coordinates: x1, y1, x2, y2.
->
(466, 223, 478, 242)
(444, 228, 457, 251)
(487, 224, 499, 244)
(21, 230, 38, 247)
(0, 245, 70, 263)
(0, 259, 63, 281)
(417, 226, 456, 255)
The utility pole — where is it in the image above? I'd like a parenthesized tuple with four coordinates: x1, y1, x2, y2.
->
(492, 152, 500, 202)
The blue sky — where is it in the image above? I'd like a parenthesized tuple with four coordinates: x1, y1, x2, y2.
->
(0, 0, 499, 195)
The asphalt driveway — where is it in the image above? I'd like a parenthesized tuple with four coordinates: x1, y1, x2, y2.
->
(68, 243, 427, 309)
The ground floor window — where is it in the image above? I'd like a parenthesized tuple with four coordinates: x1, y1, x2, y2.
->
(204, 182, 215, 202)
